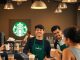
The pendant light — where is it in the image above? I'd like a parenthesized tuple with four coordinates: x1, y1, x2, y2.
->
(31, 0, 47, 9)
(4, 0, 14, 10)
(12, 0, 27, 5)
(58, 3, 67, 9)
(54, 8, 62, 13)
(62, 0, 77, 3)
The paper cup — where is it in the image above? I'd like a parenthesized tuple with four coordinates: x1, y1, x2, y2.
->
(8, 54, 14, 60)
(5, 44, 10, 50)
(29, 54, 35, 60)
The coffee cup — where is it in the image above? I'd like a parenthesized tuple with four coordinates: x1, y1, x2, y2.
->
(8, 54, 14, 60)
(29, 54, 35, 60)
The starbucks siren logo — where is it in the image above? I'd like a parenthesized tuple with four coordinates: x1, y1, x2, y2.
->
(13, 22, 28, 37)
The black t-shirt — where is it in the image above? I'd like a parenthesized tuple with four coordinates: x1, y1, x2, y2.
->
(23, 37, 51, 58)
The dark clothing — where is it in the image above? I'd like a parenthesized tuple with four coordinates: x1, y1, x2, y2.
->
(1, 51, 8, 60)
(54, 39, 67, 51)
(54, 39, 58, 49)
(23, 37, 51, 58)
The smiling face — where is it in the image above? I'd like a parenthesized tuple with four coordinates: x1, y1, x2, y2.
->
(35, 28, 44, 37)
(52, 29, 62, 40)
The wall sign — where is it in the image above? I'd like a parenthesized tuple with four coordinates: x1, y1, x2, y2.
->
(13, 22, 28, 37)
(9, 19, 31, 39)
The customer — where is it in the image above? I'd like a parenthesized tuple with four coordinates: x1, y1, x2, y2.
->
(62, 27, 80, 60)
(22, 31, 34, 46)
(23, 31, 34, 42)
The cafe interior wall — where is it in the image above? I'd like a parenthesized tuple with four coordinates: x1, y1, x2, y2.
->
(0, 0, 78, 40)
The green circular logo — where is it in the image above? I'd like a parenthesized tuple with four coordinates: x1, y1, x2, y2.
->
(13, 22, 28, 37)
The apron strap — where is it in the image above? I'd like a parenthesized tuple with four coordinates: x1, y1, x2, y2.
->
(33, 37, 45, 53)
(32, 37, 45, 60)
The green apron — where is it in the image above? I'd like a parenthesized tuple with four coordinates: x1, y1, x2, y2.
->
(32, 38, 45, 60)
(57, 41, 67, 51)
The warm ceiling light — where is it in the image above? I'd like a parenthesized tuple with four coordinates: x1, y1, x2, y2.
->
(54, 8, 62, 13)
(31, 1, 47, 9)
(78, 6, 80, 10)
(12, 0, 27, 1)
(12, 0, 27, 5)
(62, 0, 77, 3)
(4, 2, 14, 9)
(58, 3, 67, 9)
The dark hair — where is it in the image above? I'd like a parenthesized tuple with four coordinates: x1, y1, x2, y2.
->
(63, 27, 80, 43)
(35, 24, 44, 30)
(51, 25, 61, 32)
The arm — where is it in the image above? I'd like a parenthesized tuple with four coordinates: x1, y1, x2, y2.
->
(45, 40, 51, 58)
(24, 35, 28, 41)
(62, 48, 71, 60)
(23, 37, 34, 55)
(23, 39, 30, 54)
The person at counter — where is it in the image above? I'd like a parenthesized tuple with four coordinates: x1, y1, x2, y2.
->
(62, 27, 80, 60)
(23, 31, 34, 42)
(51, 25, 67, 51)
(23, 24, 51, 60)
(22, 31, 34, 46)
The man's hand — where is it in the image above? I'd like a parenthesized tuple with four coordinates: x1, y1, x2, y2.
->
(50, 49, 61, 60)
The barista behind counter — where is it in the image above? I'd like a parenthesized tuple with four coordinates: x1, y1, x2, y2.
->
(23, 24, 51, 60)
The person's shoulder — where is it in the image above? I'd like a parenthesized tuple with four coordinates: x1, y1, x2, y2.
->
(30, 37, 35, 39)
(62, 48, 72, 54)
(28, 37, 35, 42)
(44, 39, 50, 44)
(30, 35, 34, 37)
(62, 47, 76, 60)
(63, 48, 68, 52)
(44, 39, 49, 42)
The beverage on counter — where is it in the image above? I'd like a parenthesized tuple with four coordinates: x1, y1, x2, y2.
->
(5, 43, 10, 51)
(8, 54, 14, 60)
(14, 43, 19, 51)
(29, 54, 35, 60)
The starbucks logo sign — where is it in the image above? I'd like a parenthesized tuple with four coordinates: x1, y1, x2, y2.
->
(13, 22, 28, 37)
